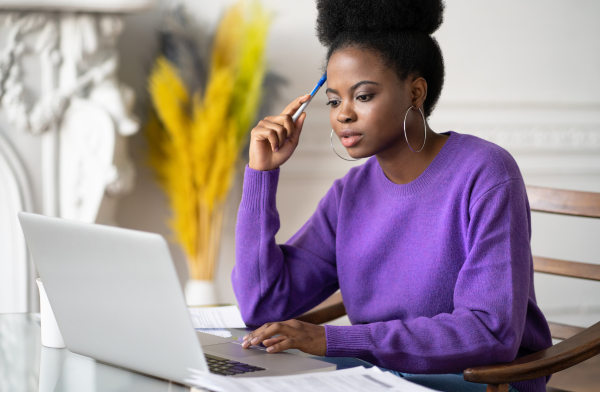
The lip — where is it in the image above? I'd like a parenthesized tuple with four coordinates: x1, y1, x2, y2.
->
(339, 129, 364, 148)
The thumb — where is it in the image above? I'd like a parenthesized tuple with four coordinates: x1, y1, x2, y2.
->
(290, 112, 307, 146)
(294, 111, 307, 133)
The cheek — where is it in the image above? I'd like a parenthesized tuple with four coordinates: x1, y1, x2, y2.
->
(360, 105, 405, 146)
(357, 100, 397, 130)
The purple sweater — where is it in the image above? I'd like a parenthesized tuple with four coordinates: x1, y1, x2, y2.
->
(232, 132, 552, 392)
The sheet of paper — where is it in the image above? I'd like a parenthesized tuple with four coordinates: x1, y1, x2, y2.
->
(188, 306, 246, 329)
(195, 328, 233, 338)
(186, 366, 436, 392)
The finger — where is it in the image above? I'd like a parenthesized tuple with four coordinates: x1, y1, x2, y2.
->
(265, 114, 295, 140)
(281, 115, 295, 140)
(243, 323, 272, 347)
(252, 128, 281, 153)
(282, 94, 312, 116)
(261, 335, 286, 347)
(268, 130, 280, 152)
(288, 112, 307, 148)
(266, 338, 293, 353)
(260, 120, 286, 149)
(294, 111, 307, 134)
(250, 322, 292, 345)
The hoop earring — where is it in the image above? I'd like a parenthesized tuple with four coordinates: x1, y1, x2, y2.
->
(330, 130, 360, 161)
(403, 106, 427, 153)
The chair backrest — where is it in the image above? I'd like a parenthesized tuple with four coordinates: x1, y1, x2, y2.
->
(527, 186, 600, 340)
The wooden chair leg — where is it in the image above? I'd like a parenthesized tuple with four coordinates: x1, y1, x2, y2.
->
(486, 383, 509, 392)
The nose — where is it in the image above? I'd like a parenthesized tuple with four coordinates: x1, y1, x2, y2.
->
(336, 105, 356, 124)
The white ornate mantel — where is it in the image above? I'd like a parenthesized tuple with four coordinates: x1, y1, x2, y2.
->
(0, 0, 154, 313)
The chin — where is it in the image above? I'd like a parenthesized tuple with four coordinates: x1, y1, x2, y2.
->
(345, 147, 373, 160)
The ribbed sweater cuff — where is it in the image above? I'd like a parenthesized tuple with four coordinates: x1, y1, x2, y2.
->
(512, 378, 546, 392)
(325, 324, 372, 358)
(240, 165, 280, 213)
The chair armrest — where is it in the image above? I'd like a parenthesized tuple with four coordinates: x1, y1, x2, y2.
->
(295, 301, 346, 325)
(296, 294, 346, 325)
(464, 321, 600, 384)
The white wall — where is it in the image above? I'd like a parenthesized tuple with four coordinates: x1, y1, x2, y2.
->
(115, 0, 600, 326)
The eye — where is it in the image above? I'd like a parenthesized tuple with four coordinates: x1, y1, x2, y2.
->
(357, 94, 373, 102)
(326, 100, 340, 108)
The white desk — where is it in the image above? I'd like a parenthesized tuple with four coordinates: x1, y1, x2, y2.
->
(0, 313, 188, 392)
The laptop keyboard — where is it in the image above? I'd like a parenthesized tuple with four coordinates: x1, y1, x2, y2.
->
(204, 354, 265, 376)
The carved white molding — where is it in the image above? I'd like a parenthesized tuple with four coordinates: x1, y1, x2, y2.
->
(0, 11, 139, 218)
(0, 13, 139, 136)
(0, 133, 33, 313)
(282, 102, 600, 179)
(0, 6, 143, 312)
(297, 103, 600, 151)
(59, 98, 115, 222)
(453, 126, 600, 152)
(0, 0, 156, 13)
(0, 13, 59, 133)
(429, 101, 600, 151)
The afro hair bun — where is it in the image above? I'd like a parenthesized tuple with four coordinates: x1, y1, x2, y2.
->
(316, 0, 445, 47)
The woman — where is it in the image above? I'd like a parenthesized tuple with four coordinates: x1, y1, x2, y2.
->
(232, 0, 552, 392)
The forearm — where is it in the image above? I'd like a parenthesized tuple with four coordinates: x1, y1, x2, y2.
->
(324, 309, 521, 374)
(232, 166, 339, 326)
(232, 166, 285, 324)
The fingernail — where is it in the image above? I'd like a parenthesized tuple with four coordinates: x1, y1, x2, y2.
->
(251, 338, 259, 345)
(267, 347, 274, 352)
(243, 335, 248, 340)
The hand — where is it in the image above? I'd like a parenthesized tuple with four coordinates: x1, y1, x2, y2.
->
(241, 319, 326, 356)
(248, 94, 311, 171)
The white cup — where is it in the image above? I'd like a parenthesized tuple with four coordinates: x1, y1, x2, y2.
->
(39, 346, 68, 391)
(36, 278, 66, 348)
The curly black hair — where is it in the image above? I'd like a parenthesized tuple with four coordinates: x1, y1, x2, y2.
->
(316, 0, 445, 118)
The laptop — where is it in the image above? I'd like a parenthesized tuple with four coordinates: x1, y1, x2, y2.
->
(18, 212, 335, 385)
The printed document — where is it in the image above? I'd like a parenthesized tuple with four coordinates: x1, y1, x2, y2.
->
(186, 366, 436, 392)
(188, 306, 246, 329)
(195, 328, 233, 338)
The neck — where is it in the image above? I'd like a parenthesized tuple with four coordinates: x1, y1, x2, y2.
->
(376, 125, 447, 185)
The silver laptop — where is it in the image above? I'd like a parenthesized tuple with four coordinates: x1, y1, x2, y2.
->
(18, 212, 334, 385)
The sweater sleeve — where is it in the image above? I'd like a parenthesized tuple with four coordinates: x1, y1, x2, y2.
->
(232, 166, 341, 326)
(324, 178, 532, 373)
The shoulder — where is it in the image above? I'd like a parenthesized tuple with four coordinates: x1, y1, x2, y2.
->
(454, 133, 521, 181)
(448, 132, 525, 205)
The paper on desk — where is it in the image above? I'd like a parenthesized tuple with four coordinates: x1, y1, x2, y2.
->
(195, 328, 233, 338)
(186, 366, 436, 392)
(188, 306, 246, 329)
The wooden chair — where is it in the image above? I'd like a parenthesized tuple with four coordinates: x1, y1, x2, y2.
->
(297, 185, 600, 392)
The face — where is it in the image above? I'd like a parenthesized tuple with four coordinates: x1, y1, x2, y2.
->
(326, 46, 413, 159)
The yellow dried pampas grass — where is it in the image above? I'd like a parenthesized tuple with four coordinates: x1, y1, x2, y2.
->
(146, 1, 271, 281)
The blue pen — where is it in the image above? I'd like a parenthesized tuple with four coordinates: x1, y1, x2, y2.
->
(292, 72, 327, 122)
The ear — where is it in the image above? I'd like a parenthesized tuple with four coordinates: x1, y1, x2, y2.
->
(411, 77, 428, 110)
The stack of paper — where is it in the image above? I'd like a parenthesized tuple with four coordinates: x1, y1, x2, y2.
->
(186, 366, 436, 392)
(188, 306, 246, 337)
(188, 306, 246, 329)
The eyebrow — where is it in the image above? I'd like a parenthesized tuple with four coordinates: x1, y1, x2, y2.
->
(325, 80, 380, 95)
